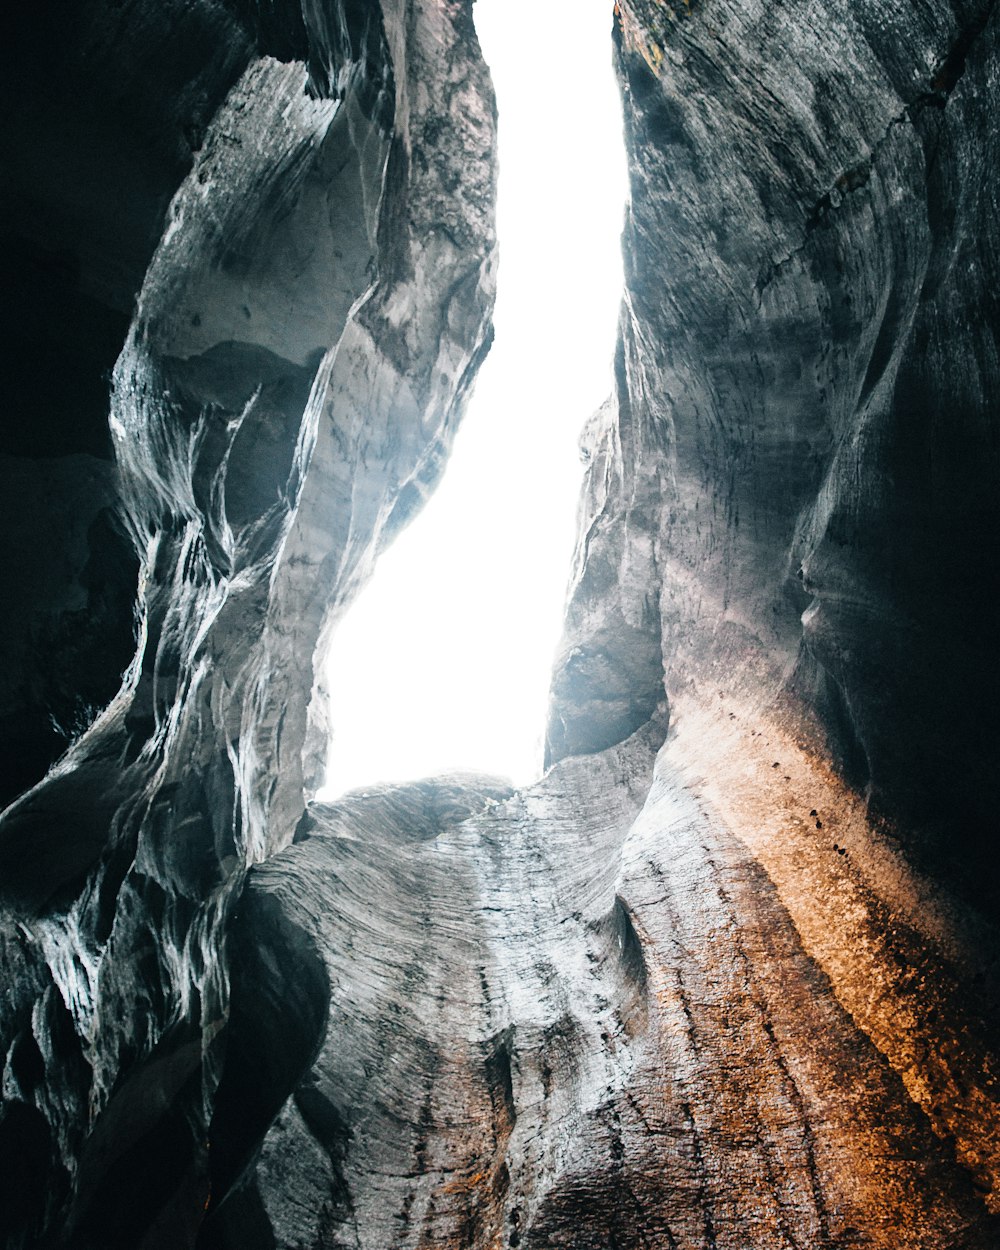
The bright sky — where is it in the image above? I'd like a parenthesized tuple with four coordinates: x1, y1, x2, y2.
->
(318, 0, 627, 798)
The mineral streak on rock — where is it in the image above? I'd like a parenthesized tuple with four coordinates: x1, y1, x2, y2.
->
(0, 1, 496, 1245)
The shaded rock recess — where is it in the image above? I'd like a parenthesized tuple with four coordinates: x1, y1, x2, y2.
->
(2, 1, 1000, 1248)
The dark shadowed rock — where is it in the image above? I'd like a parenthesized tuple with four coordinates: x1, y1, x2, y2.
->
(0, 456, 138, 808)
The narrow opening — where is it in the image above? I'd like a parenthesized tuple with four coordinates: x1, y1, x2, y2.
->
(318, 0, 627, 799)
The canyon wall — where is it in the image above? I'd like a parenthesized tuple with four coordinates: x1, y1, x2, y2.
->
(0, 1, 496, 1245)
(554, 0, 1000, 907)
(1, 1, 999, 1248)
(544, 0, 1000, 1240)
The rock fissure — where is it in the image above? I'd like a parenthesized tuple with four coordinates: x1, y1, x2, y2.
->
(758, 2, 999, 314)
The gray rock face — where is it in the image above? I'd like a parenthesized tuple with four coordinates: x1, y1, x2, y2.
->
(221, 739, 658, 1248)
(3, 0, 1000, 1247)
(550, 0, 1000, 908)
(213, 727, 1000, 1248)
(0, 2, 496, 1246)
(538, 0, 1000, 1240)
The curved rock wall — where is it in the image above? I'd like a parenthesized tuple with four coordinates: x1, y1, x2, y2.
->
(543, 0, 1000, 1241)
(553, 0, 1000, 902)
(2, 0, 999, 1248)
(0, 3, 496, 1246)
(233, 1, 1000, 1244)
(0, 0, 264, 804)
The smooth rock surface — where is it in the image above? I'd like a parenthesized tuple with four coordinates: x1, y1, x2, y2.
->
(550, 0, 1000, 907)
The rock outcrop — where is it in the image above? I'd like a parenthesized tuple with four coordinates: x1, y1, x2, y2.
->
(218, 722, 1000, 1249)
(2, 0, 999, 1248)
(543, 0, 1000, 1241)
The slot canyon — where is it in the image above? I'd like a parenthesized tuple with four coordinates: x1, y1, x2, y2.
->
(1, 0, 999, 1246)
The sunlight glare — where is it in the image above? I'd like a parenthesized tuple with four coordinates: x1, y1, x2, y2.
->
(318, 0, 627, 798)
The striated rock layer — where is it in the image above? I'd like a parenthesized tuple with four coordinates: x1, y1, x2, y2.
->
(542, 0, 1000, 1242)
(553, 0, 1000, 900)
(2, 0, 1000, 1248)
(226, 731, 999, 1248)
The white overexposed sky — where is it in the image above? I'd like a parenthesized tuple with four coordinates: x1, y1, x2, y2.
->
(318, 0, 627, 798)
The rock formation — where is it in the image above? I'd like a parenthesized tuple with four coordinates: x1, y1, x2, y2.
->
(560, 0, 1000, 900)
(0, 1, 496, 1245)
(1, 1, 999, 1248)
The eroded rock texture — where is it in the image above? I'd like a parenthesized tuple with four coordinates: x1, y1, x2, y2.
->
(234, 733, 1000, 1249)
(555, 0, 1000, 897)
(541, 0, 1000, 1240)
(2, 0, 999, 1248)
(0, 1, 495, 1245)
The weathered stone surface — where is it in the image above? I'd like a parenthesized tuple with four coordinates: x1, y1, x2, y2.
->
(0, 2, 496, 1246)
(542, 0, 1000, 1240)
(211, 727, 999, 1248)
(546, 396, 666, 765)
(212, 740, 657, 1248)
(2, 0, 999, 1246)
(1, 0, 261, 805)
(550, 0, 1000, 912)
